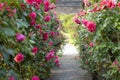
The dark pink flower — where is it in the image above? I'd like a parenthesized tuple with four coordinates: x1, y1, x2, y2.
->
(44, 15, 51, 22)
(89, 42, 94, 47)
(14, 53, 24, 63)
(44, 6, 49, 12)
(31, 76, 40, 80)
(36, 24, 41, 29)
(35, 0, 42, 4)
(16, 33, 26, 42)
(26, 0, 35, 4)
(32, 47, 38, 54)
(73, 17, 81, 24)
(48, 41, 53, 46)
(55, 59, 59, 64)
(107, 0, 116, 9)
(44, 0, 50, 7)
(50, 31, 55, 36)
(30, 12, 37, 19)
(43, 32, 49, 41)
(82, 19, 88, 27)
(87, 21, 96, 33)
(9, 76, 15, 80)
(118, 2, 120, 8)
(0, 3, 4, 11)
(112, 60, 119, 66)
(30, 19, 36, 26)
(6, 6, 11, 11)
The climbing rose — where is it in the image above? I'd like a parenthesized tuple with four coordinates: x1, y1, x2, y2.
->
(48, 41, 53, 46)
(14, 53, 24, 63)
(49, 3, 56, 9)
(50, 31, 55, 36)
(112, 60, 119, 66)
(89, 42, 94, 47)
(82, 19, 88, 27)
(30, 12, 37, 19)
(106, 0, 116, 9)
(26, 0, 34, 4)
(36, 24, 41, 29)
(32, 47, 38, 54)
(44, 0, 50, 7)
(0, 3, 4, 11)
(35, 0, 42, 4)
(43, 32, 49, 41)
(30, 19, 36, 26)
(73, 17, 81, 24)
(9, 76, 15, 80)
(83, 0, 90, 7)
(16, 33, 26, 42)
(55, 59, 59, 64)
(87, 21, 96, 33)
(118, 2, 120, 8)
(31, 76, 40, 80)
(44, 15, 51, 22)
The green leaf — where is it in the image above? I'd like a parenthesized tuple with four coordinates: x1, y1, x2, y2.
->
(3, 28, 15, 36)
(7, 49, 14, 56)
(17, 20, 29, 28)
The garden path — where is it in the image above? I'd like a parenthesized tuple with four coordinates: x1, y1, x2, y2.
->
(47, 44, 90, 80)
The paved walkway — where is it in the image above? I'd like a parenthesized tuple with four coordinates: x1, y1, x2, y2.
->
(47, 44, 90, 80)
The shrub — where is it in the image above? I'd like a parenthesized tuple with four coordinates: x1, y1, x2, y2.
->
(0, 0, 65, 79)
(74, 0, 120, 80)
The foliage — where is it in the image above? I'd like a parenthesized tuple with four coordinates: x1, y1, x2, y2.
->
(58, 14, 79, 44)
(0, 0, 65, 79)
(74, 0, 120, 80)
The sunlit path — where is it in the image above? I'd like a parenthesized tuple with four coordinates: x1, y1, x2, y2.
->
(47, 44, 90, 80)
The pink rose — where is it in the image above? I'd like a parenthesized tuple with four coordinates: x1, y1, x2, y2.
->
(112, 60, 119, 66)
(0, 3, 4, 11)
(44, 0, 50, 7)
(43, 32, 49, 41)
(118, 2, 120, 8)
(48, 41, 53, 46)
(107, 0, 116, 9)
(36, 24, 41, 29)
(35, 0, 42, 4)
(49, 3, 56, 9)
(30, 19, 36, 26)
(89, 42, 94, 47)
(50, 31, 55, 36)
(44, 15, 51, 22)
(14, 53, 24, 63)
(87, 21, 96, 33)
(73, 17, 81, 24)
(82, 19, 88, 27)
(6, 6, 11, 11)
(26, 0, 35, 4)
(16, 33, 26, 42)
(31, 76, 40, 80)
(9, 76, 15, 80)
(30, 12, 37, 19)
(83, 0, 91, 7)
(32, 47, 38, 54)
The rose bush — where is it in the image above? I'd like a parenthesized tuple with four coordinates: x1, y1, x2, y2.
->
(0, 0, 65, 79)
(74, 0, 120, 80)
